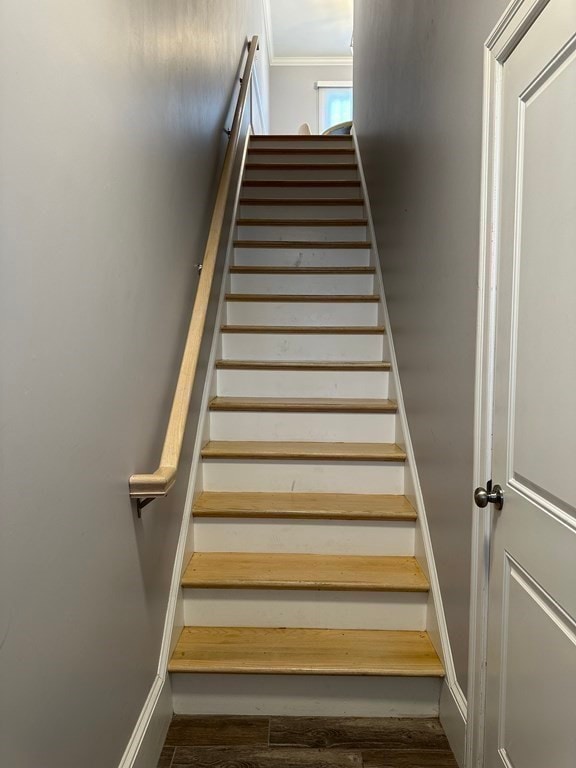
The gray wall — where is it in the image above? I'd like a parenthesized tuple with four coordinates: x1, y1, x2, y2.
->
(0, 2, 267, 767)
(270, 64, 352, 134)
(353, 0, 508, 695)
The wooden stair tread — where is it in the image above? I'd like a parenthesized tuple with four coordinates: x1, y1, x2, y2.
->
(247, 147, 356, 155)
(221, 325, 386, 334)
(214, 360, 391, 371)
(201, 441, 406, 462)
(209, 397, 397, 413)
(250, 135, 353, 141)
(239, 198, 365, 206)
(182, 553, 429, 592)
(236, 218, 368, 226)
(234, 240, 371, 249)
(245, 163, 358, 170)
(242, 180, 362, 188)
(225, 294, 379, 303)
(192, 492, 416, 520)
(229, 266, 375, 274)
(168, 627, 444, 676)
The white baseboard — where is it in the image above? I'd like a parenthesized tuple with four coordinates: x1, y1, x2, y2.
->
(117, 676, 172, 768)
(440, 680, 467, 768)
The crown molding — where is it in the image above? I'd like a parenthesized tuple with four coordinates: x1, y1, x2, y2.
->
(271, 56, 353, 67)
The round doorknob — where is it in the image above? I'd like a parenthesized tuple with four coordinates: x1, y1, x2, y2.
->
(474, 484, 504, 510)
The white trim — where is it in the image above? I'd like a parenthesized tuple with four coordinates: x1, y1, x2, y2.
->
(260, 0, 274, 66)
(251, 63, 266, 135)
(467, 2, 554, 766)
(315, 81, 353, 89)
(117, 676, 168, 768)
(271, 56, 353, 67)
(441, 681, 467, 768)
(117, 126, 253, 768)
(352, 126, 467, 736)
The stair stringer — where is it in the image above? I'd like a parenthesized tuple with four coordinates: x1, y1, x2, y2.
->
(352, 127, 467, 762)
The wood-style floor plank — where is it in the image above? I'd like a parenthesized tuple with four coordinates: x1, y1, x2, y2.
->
(168, 627, 444, 676)
(171, 747, 362, 768)
(165, 716, 269, 747)
(269, 717, 450, 750)
(200, 441, 407, 462)
(182, 553, 429, 592)
(192, 492, 416, 521)
(362, 750, 458, 767)
(208, 397, 397, 413)
(157, 746, 175, 767)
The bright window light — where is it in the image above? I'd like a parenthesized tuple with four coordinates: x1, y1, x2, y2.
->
(316, 81, 353, 134)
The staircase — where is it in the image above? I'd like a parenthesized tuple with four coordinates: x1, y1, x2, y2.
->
(168, 134, 444, 716)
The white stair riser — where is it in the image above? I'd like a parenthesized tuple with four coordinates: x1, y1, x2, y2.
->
(238, 203, 365, 219)
(225, 301, 379, 327)
(249, 139, 354, 150)
(237, 224, 368, 241)
(172, 674, 441, 717)
(246, 153, 356, 165)
(233, 249, 371, 267)
(240, 185, 362, 199)
(230, 273, 375, 295)
(216, 369, 390, 398)
(209, 411, 396, 442)
(183, 589, 427, 630)
(244, 168, 359, 181)
(193, 518, 414, 555)
(221, 332, 387, 361)
(201, 459, 405, 494)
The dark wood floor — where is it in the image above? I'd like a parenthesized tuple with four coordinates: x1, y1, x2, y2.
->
(158, 716, 459, 768)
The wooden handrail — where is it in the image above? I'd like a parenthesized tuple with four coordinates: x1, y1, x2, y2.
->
(130, 36, 259, 503)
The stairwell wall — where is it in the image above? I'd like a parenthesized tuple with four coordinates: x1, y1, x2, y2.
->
(353, 0, 509, 698)
(0, 3, 268, 767)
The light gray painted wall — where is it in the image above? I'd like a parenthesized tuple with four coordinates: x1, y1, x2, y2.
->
(353, 0, 509, 695)
(0, 2, 268, 766)
(270, 64, 352, 134)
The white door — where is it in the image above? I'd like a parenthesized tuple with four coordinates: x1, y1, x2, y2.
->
(483, 2, 576, 767)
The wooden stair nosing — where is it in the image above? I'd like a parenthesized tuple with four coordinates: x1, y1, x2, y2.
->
(225, 293, 379, 303)
(229, 266, 375, 274)
(247, 147, 356, 155)
(233, 240, 371, 249)
(181, 553, 429, 592)
(236, 218, 368, 226)
(245, 163, 359, 171)
(168, 626, 445, 677)
(242, 180, 362, 188)
(239, 198, 365, 206)
(200, 440, 407, 462)
(220, 325, 386, 335)
(214, 360, 391, 372)
(192, 491, 416, 521)
(208, 397, 397, 413)
(249, 135, 353, 142)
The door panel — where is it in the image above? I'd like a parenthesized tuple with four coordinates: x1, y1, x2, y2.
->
(484, 2, 576, 766)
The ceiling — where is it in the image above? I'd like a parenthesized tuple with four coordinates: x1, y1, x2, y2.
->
(264, 0, 353, 65)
